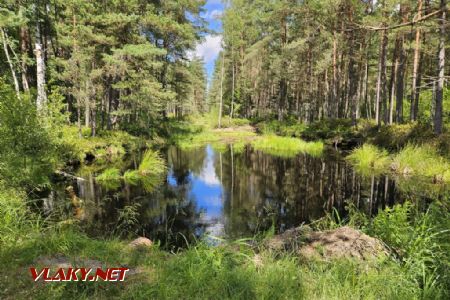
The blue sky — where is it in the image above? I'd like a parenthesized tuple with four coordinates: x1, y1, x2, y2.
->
(191, 0, 224, 82)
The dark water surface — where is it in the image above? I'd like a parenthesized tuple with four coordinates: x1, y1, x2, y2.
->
(37, 144, 447, 249)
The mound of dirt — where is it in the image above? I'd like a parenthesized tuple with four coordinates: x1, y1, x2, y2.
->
(266, 226, 388, 260)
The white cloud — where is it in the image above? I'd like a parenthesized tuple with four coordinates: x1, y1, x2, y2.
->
(198, 149, 221, 186)
(188, 35, 222, 63)
(201, 9, 223, 20)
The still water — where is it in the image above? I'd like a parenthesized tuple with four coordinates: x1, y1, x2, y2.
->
(38, 144, 447, 249)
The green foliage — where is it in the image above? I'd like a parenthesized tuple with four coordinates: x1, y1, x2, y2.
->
(346, 144, 390, 175)
(96, 168, 121, 190)
(0, 181, 40, 247)
(251, 135, 324, 157)
(254, 118, 307, 137)
(123, 170, 141, 185)
(367, 202, 450, 298)
(60, 125, 142, 164)
(116, 204, 141, 236)
(0, 80, 56, 188)
(138, 150, 166, 192)
(369, 123, 438, 151)
(96, 167, 121, 182)
(302, 118, 360, 142)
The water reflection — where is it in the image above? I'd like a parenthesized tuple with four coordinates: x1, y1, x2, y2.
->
(37, 144, 448, 249)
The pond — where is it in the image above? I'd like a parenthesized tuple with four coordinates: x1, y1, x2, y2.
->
(36, 144, 448, 250)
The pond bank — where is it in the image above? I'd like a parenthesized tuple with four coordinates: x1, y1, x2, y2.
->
(1, 183, 449, 299)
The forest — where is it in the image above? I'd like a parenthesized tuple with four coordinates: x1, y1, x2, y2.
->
(0, 0, 449, 299)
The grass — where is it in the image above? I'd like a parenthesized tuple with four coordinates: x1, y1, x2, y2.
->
(169, 115, 256, 150)
(346, 144, 390, 175)
(346, 143, 450, 183)
(95, 150, 166, 191)
(96, 167, 122, 190)
(251, 135, 324, 157)
(1, 180, 449, 299)
(391, 144, 450, 182)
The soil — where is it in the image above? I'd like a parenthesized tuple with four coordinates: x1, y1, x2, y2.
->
(265, 226, 388, 260)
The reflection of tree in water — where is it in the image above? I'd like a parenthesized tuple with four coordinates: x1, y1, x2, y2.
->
(168, 146, 206, 180)
(39, 144, 447, 249)
(215, 146, 429, 238)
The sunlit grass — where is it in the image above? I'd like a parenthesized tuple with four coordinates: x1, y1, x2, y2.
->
(391, 144, 450, 182)
(123, 169, 140, 185)
(347, 143, 450, 183)
(346, 144, 390, 175)
(251, 135, 324, 157)
(96, 150, 166, 191)
(174, 127, 256, 150)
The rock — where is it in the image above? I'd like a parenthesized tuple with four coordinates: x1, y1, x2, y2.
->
(129, 237, 153, 249)
(265, 226, 388, 261)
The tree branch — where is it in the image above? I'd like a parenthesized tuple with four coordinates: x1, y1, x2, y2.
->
(354, 8, 446, 31)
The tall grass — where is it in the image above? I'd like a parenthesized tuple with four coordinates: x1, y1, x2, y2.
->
(251, 135, 324, 157)
(346, 144, 390, 175)
(347, 143, 450, 183)
(96, 167, 122, 189)
(367, 201, 450, 298)
(137, 150, 166, 191)
(391, 144, 450, 181)
(96, 150, 166, 191)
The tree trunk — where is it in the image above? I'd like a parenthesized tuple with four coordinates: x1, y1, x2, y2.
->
(396, 36, 406, 123)
(278, 16, 288, 122)
(389, 36, 400, 125)
(35, 22, 47, 111)
(229, 63, 235, 122)
(434, 0, 446, 134)
(20, 26, 30, 92)
(218, 52, 225, 128)
(375, 27, 388, 126)
(332, 31, 338, 118)
(410, 0, 423, 121)
(1, 28, 21, 98)
(347, 8, 359, 127)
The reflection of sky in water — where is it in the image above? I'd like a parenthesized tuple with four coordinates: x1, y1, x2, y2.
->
(168, 145, 224, 237)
